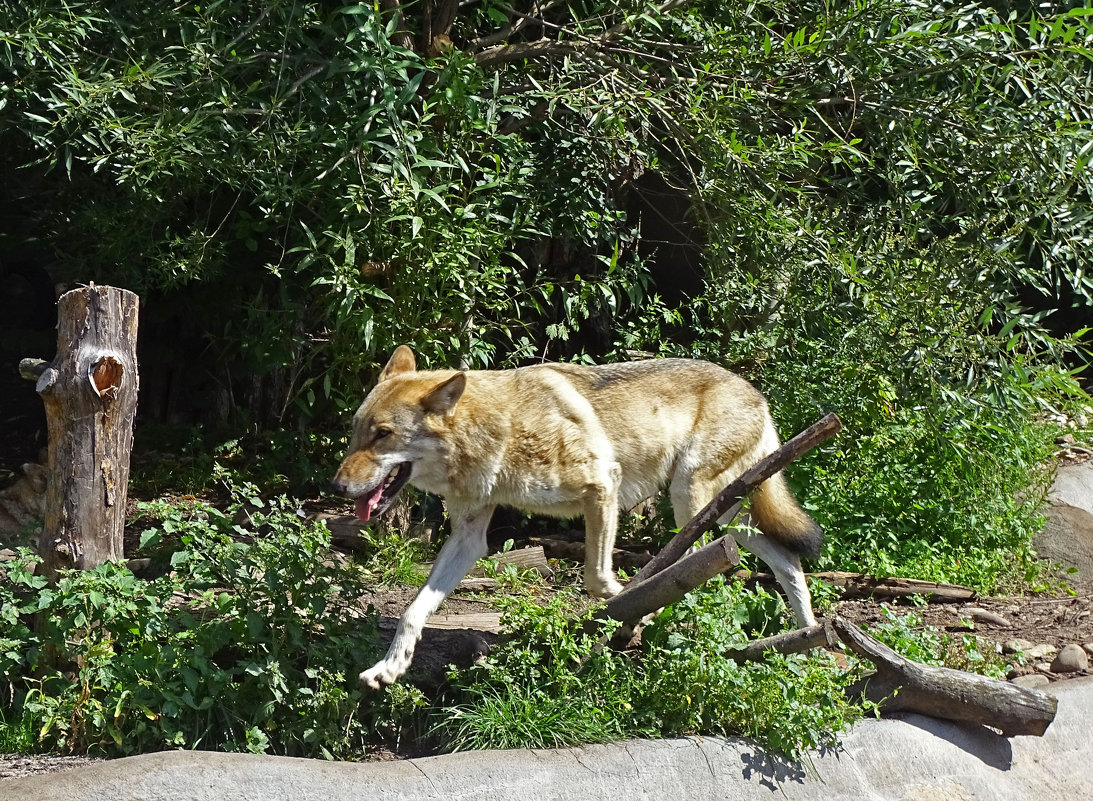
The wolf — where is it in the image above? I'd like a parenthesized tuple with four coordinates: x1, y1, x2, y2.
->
(333, 346, 822, 689)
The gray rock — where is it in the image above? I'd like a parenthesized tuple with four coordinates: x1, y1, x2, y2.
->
(1083, 643, 1093, 657)
(1036, 461, 1093, 587)
(1011, 673, 1051, 689)
(1003, 638, 1035, 655)
(4, 678, 1093, 801)
(1052, 644, 1089, 673)
(1026, 643, 1058, 660)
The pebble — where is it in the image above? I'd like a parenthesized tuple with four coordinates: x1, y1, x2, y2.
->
(1051, 644, 1089, 674)
(1025, 643, 1058, 660)
(1003, 638, 1034, 655)
(965, 607, 1011, 627)
(1011, 674, 1051, 689)
(1083, 643, 1093, 657)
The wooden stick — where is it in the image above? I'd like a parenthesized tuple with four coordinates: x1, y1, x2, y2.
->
(742, 571, 978, 603)
(832, 616, 1057, 737)
(724, 620, 837, 662)
(631, 412, 842, 586)
(598, 536, 740, 627)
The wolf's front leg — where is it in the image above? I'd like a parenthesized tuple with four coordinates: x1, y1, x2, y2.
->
(360, 505, 493, 689)
(581, 462, 624, 598)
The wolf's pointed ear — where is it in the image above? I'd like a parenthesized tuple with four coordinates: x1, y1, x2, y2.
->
(422, 373, 466, 416)
(380, 345, 416, 382)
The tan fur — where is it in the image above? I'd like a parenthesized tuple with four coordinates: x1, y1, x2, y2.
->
(334, 346, 822, 688)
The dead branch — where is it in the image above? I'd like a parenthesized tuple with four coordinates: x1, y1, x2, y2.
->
(18, 358, 48, 381)
(724, 620, 837, 662)
(598, 536, 740, 627)
(631, 412, 843, 586)
(742, 570, 977, 603)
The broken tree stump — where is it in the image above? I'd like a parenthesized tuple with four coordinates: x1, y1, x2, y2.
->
(832, 616, 1057, 737)
(34, 285, 139, 579)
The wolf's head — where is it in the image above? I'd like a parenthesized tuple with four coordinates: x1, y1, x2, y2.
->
(332, 346, 465, 521)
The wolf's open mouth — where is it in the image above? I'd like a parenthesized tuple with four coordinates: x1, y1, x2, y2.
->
(355, 462, 412, 522)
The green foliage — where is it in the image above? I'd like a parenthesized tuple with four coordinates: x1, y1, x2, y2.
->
(437, 578, 862, 758)
(2, 0, 1093, 762)
(0, 494, 386, 757)
(867, 605, 1010, 680)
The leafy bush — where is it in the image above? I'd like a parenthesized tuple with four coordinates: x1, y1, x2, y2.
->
(437, 578, 863, 758)
(867, 605, 1010, 680)
(1, 495, 387, 757)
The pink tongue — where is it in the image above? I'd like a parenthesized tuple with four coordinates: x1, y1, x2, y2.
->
(355, 483, 386, 522)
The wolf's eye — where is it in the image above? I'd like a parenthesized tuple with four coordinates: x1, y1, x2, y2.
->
(373, 427, 393, 442)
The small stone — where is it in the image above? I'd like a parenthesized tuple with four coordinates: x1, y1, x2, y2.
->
(965, 607, 1010, 627)
(1011, 674, 1051, 689)
(1083, 643, 1093, 657)
(1051, 644, 1089, 674)
(1034, 662, 1054, 674)
(1025, 643, 1058, 660)
(1003, 638, 1034, 655)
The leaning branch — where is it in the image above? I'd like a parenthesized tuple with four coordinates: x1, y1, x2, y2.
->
(630, 412, 843, 586)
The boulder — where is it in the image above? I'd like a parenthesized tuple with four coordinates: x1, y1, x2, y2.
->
(1035, 461, 1093, 587)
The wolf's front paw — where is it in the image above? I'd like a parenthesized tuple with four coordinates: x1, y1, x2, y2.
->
(587, 575, 625, 599)
(359, 660, 403, 690)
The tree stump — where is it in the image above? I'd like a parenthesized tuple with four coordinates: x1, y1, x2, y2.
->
(35, 285, 139, 579)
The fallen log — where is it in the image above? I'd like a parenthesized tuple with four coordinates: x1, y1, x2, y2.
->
(631, 412, 842, 586)
(832, 616, 1057, 737)
(536, 536, 653, 572)
(740, 570, 977, 603)
(598, 536, 740, 627)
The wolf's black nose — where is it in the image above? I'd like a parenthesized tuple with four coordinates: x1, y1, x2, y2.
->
(331, 477, 348, 495)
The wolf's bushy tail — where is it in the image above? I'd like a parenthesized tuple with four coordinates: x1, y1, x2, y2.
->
(747, 420, 824, 558)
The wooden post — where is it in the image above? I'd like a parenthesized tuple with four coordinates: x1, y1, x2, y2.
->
(35, 285, 139, 579)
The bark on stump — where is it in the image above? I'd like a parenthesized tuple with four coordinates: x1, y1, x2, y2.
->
(35, 285, 139, 579)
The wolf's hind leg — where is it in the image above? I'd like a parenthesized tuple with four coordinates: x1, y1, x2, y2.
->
(360, 505, 493, 689)
(731, 526, 816, 628)
(672, 472, 816, 629)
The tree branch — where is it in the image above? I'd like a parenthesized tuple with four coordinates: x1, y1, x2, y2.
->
(379, 0, 416, 52)
(630, 412, 842, 586)
(471, 0, 697, 68)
